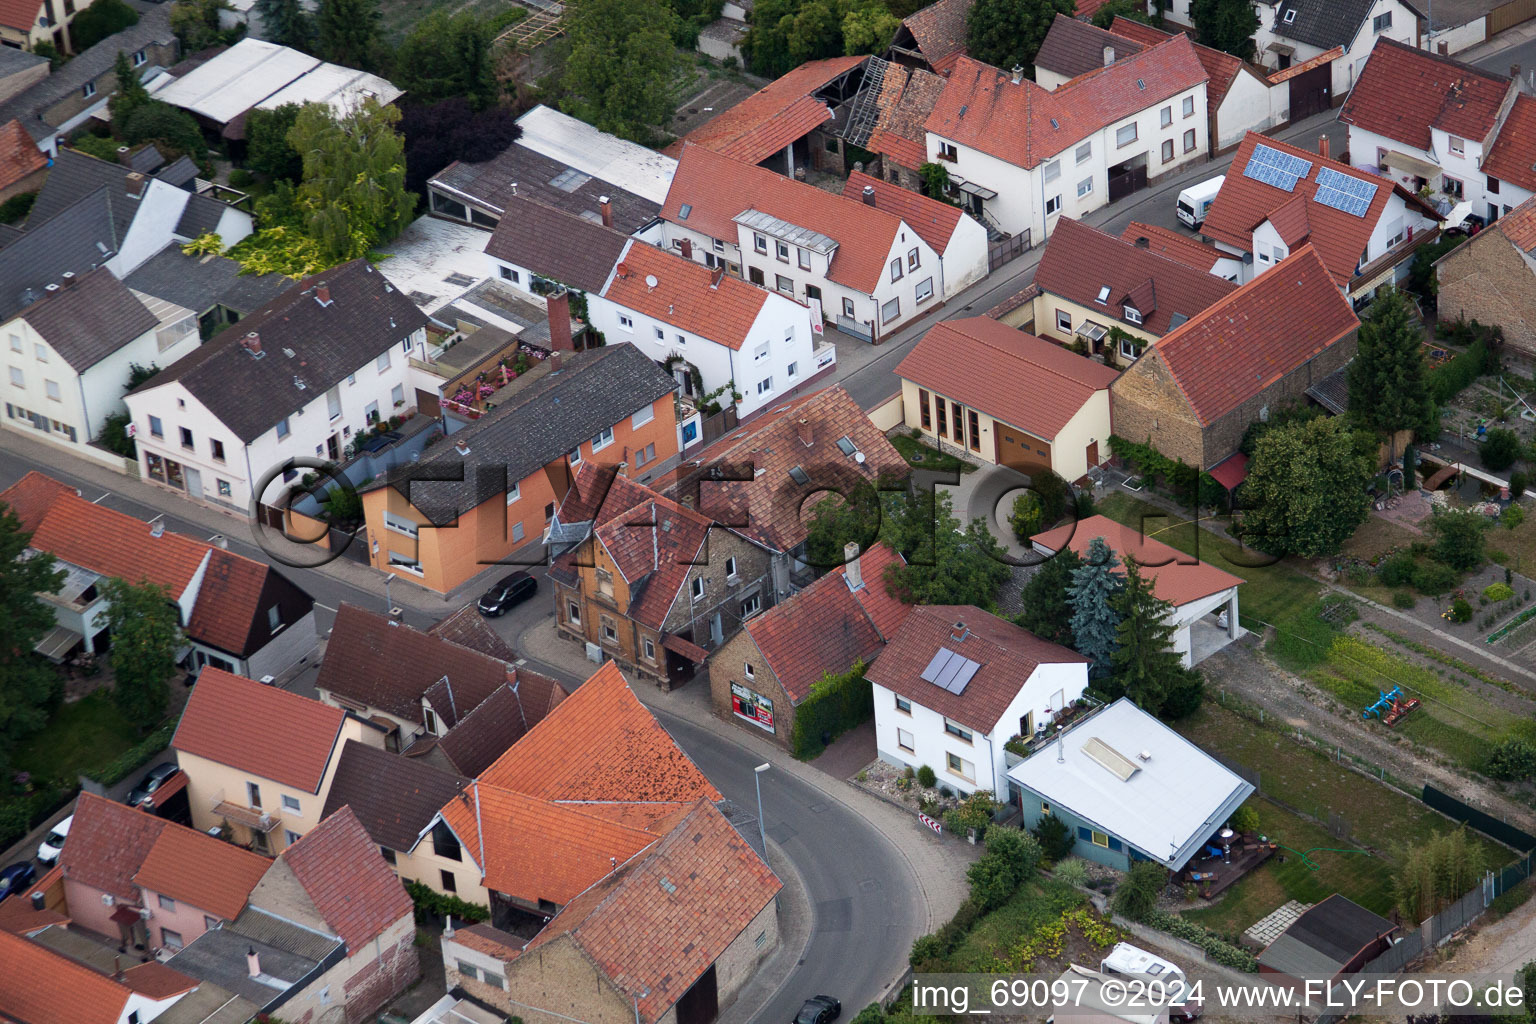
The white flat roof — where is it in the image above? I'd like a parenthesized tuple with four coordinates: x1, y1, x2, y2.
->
(154, 38, 320, 123)
(515, 105, 677, 205)
(1007, 699, 1254, 868)
(255, 63, 404, 115)
(374, 214, 495, 316)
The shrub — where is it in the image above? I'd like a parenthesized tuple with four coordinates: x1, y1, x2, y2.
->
(916, 764, 936, 788)
(1377, 552, 1416, 587)
(1485, 582, 1515, 602)
(1482, 428, 1522, 472)
(943, 792, 996, 838)
(1033, 812, 1076, 861)
(1512, 471, 1529, 498)
(71, 133, 123, 162)
(1143, 909, 1258, 971)
(966, 827, 1042, 910)
(1009, 492, 1044, 540)
(404, 880, 489, 924)
(0, 190, 34, 224)
(86, 717, 178, 786)
(1485, 738, 1536, 780)
(1112, 860, 1166, 921)
(1503, 504, 1526, 531)
(1030, 468, 1071, 524)
(1448, 598, 1474, 623)
(850, 1005, 887, 1024)
(1054, 858, 1089, 888)
(1229, 804, 1260, 833)
(1432, 508, 1488, 570)
(790, 660, 871, 758)
(1412, 560, 1458, 595)
(1393, 590, 1417, 609)
(910, 932, 947, 970)
(228, 168, 254, 187)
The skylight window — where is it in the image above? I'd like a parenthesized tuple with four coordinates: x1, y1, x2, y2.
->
(679, 203, 692, 220)
(836, 436, 857, 456)
(1050, 118, 1060, 129)
(1096, 285, 1111, 304)
(1136, 79, 1146, 89)
(549, 168, 591, 192)
(789, 465, 811, 485)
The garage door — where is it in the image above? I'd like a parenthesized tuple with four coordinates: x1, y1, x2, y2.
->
(995, 426, 1051, 475)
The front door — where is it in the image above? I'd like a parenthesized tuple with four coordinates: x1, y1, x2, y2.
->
(1086, 440, 1099, 469)
(185, 466, 202, 498)
(327, 432, 340, 462)
(1021, 711, 1034, 739)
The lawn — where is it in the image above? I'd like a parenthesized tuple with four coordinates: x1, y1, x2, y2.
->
(891, 433, 977, 474)
(13, 690, 139, 784)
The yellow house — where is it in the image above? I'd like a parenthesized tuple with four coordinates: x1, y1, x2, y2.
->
(171, 667, 387, 855)
(895, 316, 1118, 483)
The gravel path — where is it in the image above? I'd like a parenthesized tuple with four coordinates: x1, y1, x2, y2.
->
(1429, 892, 1536, 977)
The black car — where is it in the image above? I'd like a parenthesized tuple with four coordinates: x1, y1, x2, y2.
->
(794, 996, 841, 1024)
(476, 572, 537, 617)
(126, 763, 182, 807)
(0, 861, 36, 903)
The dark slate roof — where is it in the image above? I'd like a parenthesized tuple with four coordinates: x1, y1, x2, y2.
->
(127, 145, 165, 173)
(132, 258, 431, 443)
(381, 343, 677, 525)
(21, 266, 158, 371)
(154, 155, 201, 188)
(27, 148, 143, 241)
(0, 46, 45, 78)
(0, 189, 121, 323)
(168, 914, 337, 1009)
(124, 242, 289, 316)
(175, 192, 228, 238)
(484, 194, 631, 294)
(321, 740, 467, 852)
(1034, 14, 1146, 79)
(430, 143, 660, 233)
(0, 223, 24, 250)
(1259, 894, 1396, 978)
(1273, 0, 1375, 49)
(435, 674, 568, 777)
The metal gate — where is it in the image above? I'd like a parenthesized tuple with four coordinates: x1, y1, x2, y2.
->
(1107, 163, 1149, 202)
(1490, 0, 1536, 35)
(328, 525, 368, 563)
(1288, 63, 1331, 121)
(987, 229, 1030, 271)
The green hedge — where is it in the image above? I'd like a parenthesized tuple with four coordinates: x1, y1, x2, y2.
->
(87, 717, 179, 786)
(1107, 436, 1224, 509)
(1143, 909, 1258, 972)
(0, 785, 67, 851)
(1428, 331, 1495, 403)
(405, 880, 490, 924)
(791, 660, 871, 759)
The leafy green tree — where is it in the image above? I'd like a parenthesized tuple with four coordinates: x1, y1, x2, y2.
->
(1108, 560, 1203, 719)
(244, 104, 303, 182)
(841, 2, 900, 53)
(70, 0, 139, 51)
(108, 51, 149, 124)
(966, 826, 1041, 910)
(1430, 508, 1487, 571)
(1091, 0, 1147, 27)
(1481, 427, 1521, 472)
(1393, 828, 1485, 921)
(119, 102, 209, 171)
(399, 97, 521, 196)
(803, 482, 884, 572)
(1348, 287, 1435, 451)
(1016, 546, 1080, 647)
(392, 10, 497, 109)
(1112, 860, 1166, 921)
(253, 0, 313, 50)
(97, 411, 136, 459)
(741, 0, 901, 76)
(286, 97, 415, 259)
(554, 0, 682, 143)
(965, 0, 1074, 77)
(101, 577, 182, 733)
(0, 503, 65, 776)
(1484, 738, 1536, 781)
(1068, 536, 1122, 666)
(314, 0, 382, 70)
(883, 490, 1011, 610)
(170, 0, 233, 51)
(1239, 417, 1373, 558)
(1188, 0, 1257, 60)
(1032, 812, 1075, 860)
(30, 40, 63, 69)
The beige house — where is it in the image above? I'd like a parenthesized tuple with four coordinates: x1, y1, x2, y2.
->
(172, 667, 387, 854)
(895, 316, 1118, 482)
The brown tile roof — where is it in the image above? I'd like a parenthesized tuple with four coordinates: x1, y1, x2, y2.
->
(1265, 45, 1343, 84)
(844, 542, 913, 639)
(0, 928, 133, 1024)
(843, 170, 966, 255)
(0, 865, 66, 934)
(184, 549, 270, 657)
(897, 316, 1118, 441)
(1136, 244, 1358, 428)
(174, 667, 347, 793)
(1482, 93, 1536, 194)
(1267, 193, 1312, 246)
(601, 241, 773, 351)
(897, 0, 973, 70)
(133, 820, 272, 920)
(0, 470, 74, 531)
(743, 543, 905, 703)
(522, 800, 781, 1024)
(926, 36, 1207, 170)
(434, 674, 569, 778)
(1338, 37, 1511, 152)
(1201, 133, 1439, 287)
(484, 193, 631, 294)
(0, 119, 46, 192)
(59, 793, 168, 903)
(317, 603, 513, 727)
(322, 739, 468, 852)
(866, 64, 948, 171)
(428, 604, 520, 663)
(1107, 17, 1243, 105)
(1034, 14, 1146, 81)
(279, 805, 411, 950)
(118, 961, 198, 1000)
(0, 0, 39, 32)
(661, 145, 910, 292)
(1031, 514, 1244, 606)
(677, 385, 909, 552)
(1034, 218, 1237, 336)
(679, 56, 866, 165)
(1492, 196, 1536, 251)
(452, 922, 524, 960)
(595, 492, 715, 631)
(1120, 221, 1223, 271)
(865, 605, 1088, 734)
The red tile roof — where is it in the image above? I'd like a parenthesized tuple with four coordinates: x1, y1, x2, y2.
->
(0, 929, 133, 1024)
(1201, 132, 1438, 287)
(174, 667, 347, 793)
(1266, 46, 1343, 84)
(866, 65, 948, 171)
(926, 36, 1207, 169)
(1492, 196, 1536, 251)
(0, 866, 66, 935)
(1121, 222, 1224, 271)
(1482, 93, 1536, 194)
(843, 170, 966, 255)
(184, 549, 268, 657)
(1034, 217, 1237, 336)
(590, 485, 718, 631)
(279, 805, 411, 950)
(743, 543, 905, 703)
(118, 961, 199, 1000)
(679, 56, 866, 165)
(0, 0, 38, 33)
(1134, 244, 1358, 427)
(1267, 193, 1312, 246)
(1031, 514, 1244, 605)
(601, 242, 773, 351)
(133, 822, 272, 920)
(896, 0, 972, 70)
(865, 605, 1088, 734)
(0, 471, 75, 532)
(842, 542, 913, 639)
(1107, 17, 1242, 105)
(452, 922, 524, 960)
(521, 800, 781, 1024)
(0, 119, 45, 191)
(661, 145, 909, 292)
(59, 793, 168, 903)
(1339, 37, 1511, 152)
(897, 316, 1119, 441)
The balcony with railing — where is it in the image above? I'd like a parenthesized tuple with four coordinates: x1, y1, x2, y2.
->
(1002, 695, 1107, 768)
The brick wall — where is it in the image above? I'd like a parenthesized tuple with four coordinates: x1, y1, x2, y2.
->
(1438, 231, 1536, 357)
(660, 531, 776, 651)
(1199, 329, 1356, 465)
(707, 629, 797, 748)
(712, 898, 779, 1010)
(456, 934, 638, 1024)
(341, 930, 420, 1024)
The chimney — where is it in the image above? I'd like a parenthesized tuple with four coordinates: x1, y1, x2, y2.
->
(113, 955, 123, 980)
(796, 417, 812, 446)
(61, 271, 75, 288)
(29, 891, 44, 911)
(1103, 46, 1115, 67)
(680, 238, 693, 259)
(454, 440, 470, 456)
(1011, 64, 1024, 84)
(116, 145, 130, 164)
(246, 948, 261, 979)
(314, 281, 331, 306)
(1318, 134, 1331, 160)
(44, 283, 59, 295)
(951, 620, 970, 642)
(1512, 64, 1522, 79)
(125, 172, 146, 198)
(844, 542, 863, 589)
(242, 331, 261, 355)
(861, 185, 876, 206)
(1134, 236, 1150, 248)
(598, 195, 612, 229)
(549, 351, 563, 371)
(710, 266, 725, 290)
(546, 289, 574, 353)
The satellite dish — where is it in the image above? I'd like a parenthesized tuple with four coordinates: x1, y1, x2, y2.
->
(854, 451, 866, 464)
(645, 274, 659, 289)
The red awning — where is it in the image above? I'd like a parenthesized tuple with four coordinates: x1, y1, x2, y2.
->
(1209, 452, 1249, 491)
(661, 634, 709, 664)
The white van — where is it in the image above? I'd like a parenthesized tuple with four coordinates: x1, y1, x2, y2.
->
(1100, 942, 1201, 1020)
(1176, 176, 1224, 229)
(36, 814, 72, 865)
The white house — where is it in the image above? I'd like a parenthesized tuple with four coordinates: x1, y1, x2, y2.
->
(865, 605, 1090, 801)
(841, 170, 990, 297)
(589, 240, 830, 419)
(923, 34, 1209, 243)
(658, 144, 945, 342)
(125, 258, 430, 511)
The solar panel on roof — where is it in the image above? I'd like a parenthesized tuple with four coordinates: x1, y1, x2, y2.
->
(1243, 143, 1313, 193)
(1313, 166, 1378, 218)
(920, 647, 981, 693)
(949, 658, 981, 694)
(921, 648, 957, 683)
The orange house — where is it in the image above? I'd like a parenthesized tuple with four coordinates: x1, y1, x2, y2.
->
(362, 345, 680, 594)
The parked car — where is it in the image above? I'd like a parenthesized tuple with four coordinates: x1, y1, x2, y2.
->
(126, 763, 182, 807)
(35, 815, 71, 865)
(794, 996, 841, 1024)
(0, 862, 37, 903)
(476, 572, 537, 617)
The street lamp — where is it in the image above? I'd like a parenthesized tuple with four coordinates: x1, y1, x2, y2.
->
(754, 763, 770, 860)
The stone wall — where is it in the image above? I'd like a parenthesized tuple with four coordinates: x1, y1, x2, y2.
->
(1438, 231, 1536, 358)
